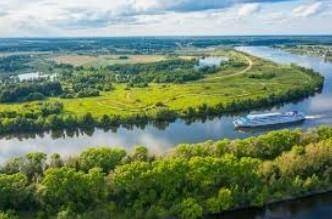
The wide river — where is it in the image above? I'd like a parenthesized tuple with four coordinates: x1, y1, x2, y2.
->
(1, 46, 332, 218)
(1, 46, 332, 162)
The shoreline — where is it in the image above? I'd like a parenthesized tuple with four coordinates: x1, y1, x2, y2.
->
(215, 187, 332, 218)
(0, 75, 324, 136)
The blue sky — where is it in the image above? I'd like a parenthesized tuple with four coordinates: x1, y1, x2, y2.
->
(0, 0, 331, 37)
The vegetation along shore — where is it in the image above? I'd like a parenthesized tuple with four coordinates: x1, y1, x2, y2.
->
(0, 50, 324, 135)
(0, 126, 332, 218)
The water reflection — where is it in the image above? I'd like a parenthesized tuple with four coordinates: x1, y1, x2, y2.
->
(198, 56, 228, 68)
(1, 46, 332, 162)
(211, 192, 332, 219)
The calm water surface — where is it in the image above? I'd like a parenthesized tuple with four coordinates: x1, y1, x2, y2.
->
(214, 192, 332, 219)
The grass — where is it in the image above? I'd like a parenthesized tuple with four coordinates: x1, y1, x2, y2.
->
(52, 54, 172, 67)
(0, 50, 319, 119)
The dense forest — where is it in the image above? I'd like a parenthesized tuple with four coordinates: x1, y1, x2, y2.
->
(0, 81, 63, 103)
(0, 126, 332, 218)
(0, 55, 33, 74)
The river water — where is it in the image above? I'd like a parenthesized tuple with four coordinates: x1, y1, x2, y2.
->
(216, 192, 332, 219)
(1, 46, 332, 218)
(0, 46, 332, 162)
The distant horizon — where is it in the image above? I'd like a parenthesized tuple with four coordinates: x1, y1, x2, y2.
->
(1, 34, 332, 39)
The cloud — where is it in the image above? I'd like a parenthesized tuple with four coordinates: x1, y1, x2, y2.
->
(238, 3, 261, 17)
(53, 8, 140, 29)
(0, 0, 331, 36)
(293, 2, 324, 17)
(148, 0, 292, 12)
(0, 0, 294, 30)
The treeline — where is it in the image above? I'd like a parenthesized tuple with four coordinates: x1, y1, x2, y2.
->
(56, 58, 219, 98)
(0, 55, 33, 74)
(108, 59, 219, 84)
(59, 71, 112, 99)
(1, 126, 332, 218)
(0, 81, 63, 103)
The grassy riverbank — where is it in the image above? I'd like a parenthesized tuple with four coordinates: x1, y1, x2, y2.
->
(1, 126, 332, 218)
(0, 50, 324, 135)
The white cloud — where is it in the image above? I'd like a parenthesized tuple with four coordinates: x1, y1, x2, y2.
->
(238, 3, 261, 17)
(293, 2, 323, 17)
(0, 0, 330, 36)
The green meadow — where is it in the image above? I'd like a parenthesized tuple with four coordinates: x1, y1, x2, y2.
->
(0, 50, 319, 120)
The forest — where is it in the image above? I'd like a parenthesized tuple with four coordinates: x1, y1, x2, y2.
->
(0, 55, 33, 74)
(0, 126, 332, 218)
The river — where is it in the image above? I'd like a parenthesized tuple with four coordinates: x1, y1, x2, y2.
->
(215, 192, 332, 219)
(1, 46, 332, 162)
(1, 46, 332, 218)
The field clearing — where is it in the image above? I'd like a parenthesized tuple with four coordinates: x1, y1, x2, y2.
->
(52, 54, 176, 67)
(51, 48, 229, 67)
(0, 50, 318, 119)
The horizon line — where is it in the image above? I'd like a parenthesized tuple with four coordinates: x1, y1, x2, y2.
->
(1, 34, 332, 39)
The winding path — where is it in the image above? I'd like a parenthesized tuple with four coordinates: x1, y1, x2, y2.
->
(212, 54, 253, 80)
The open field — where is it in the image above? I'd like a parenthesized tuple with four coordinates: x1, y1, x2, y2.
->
(52, 54, 171, 67)
(51, 48, 229, 67)
(0, 50, 320, 119)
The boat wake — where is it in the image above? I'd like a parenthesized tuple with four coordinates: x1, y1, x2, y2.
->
(305, 114, 326, 120)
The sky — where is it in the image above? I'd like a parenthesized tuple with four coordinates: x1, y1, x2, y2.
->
(0, 0, 331, 37)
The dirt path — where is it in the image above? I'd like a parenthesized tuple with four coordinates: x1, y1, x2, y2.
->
(210, 54, 253, 80)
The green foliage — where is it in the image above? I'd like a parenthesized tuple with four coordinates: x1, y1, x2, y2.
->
(106, 59, 218, 84)
(79, 147, 126, 172)
(0, 211, 19, 219)
(0, 81, 63, 103)
(38, 167, 107, 214)
(177, 198, 203, 219)
(1, 126, 332, 218)
(0, 55, 33, 74)
(248, 72, 276, 79)
(206, 188, 233, 214)
(129, 146, 149, 162)
(0, 51, 324, 136)
(0, 173, 32, 211)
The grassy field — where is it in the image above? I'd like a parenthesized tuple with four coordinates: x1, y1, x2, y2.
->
(0, 49, 318, 119)
(52, 54, 171, 67)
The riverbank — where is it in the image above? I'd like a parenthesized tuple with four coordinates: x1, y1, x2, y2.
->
(1, 126, 332, 218)
(214, 189, 332, 219)
(277, 45, 332, 61)
(0, 52, 324, 135)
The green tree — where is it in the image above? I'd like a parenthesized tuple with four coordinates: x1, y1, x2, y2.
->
(80, 147, 126, 172)
(0, 173, 32, 210)
(48, 153, 63, 169)
(130, 146, 149, 162)
(206, 188, 233, 214)
(23, 152, 47, 182)
(177, 198, 203, 219)
(38, 167, 107, 214)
